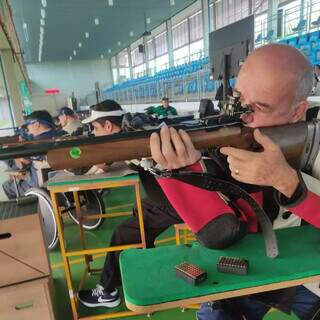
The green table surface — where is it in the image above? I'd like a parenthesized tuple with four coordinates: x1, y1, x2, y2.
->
(47, 173, 139, 187)
(120, 225, 320, 307)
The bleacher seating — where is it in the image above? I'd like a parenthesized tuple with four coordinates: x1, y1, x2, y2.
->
(104, 29, 320, 102)
(104, 56, 212, 100)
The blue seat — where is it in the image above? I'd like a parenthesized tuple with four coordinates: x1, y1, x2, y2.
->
(263, 30, 274, 42)
(255, 33, 262, 43)
(298, 34, 309, 45)
(292, 19, 307, 33)
(312, 16, 320, 28)
(288, 37, 298, 47)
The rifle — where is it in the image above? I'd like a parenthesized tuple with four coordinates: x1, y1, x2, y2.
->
(0, 118, 318, 172)
(0, 96, 318, 172)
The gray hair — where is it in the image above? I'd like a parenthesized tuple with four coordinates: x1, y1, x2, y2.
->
(294, 60, 313, 104)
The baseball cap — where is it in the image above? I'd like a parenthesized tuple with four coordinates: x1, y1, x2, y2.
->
(58, 107, 75, 117)
(25, 110, 55, 128)
(82, 99, 124, 124)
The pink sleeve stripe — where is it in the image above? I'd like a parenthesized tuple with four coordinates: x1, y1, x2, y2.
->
(290, 191, 320, 228)
(158, 177, 235, 232)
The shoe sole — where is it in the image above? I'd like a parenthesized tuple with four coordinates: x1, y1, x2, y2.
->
(77, 297, 121, 308)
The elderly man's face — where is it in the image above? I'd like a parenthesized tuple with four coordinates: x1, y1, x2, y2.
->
(235, 58, 301, 128)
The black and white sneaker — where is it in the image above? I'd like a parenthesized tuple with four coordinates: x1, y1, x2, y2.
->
(78, 285, 121, 308)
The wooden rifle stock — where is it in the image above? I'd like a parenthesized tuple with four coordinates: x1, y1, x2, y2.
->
(0, 134, 19, 145)
(47, 121, 313, 171)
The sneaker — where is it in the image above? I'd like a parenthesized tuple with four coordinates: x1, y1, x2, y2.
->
(78, 285, 121, 308)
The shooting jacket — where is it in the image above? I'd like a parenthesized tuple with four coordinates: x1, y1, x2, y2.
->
(156, 148, 320, 310)
(146, 105, 178, 117)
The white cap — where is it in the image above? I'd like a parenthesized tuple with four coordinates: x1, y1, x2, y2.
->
(82, 109, 125, 124)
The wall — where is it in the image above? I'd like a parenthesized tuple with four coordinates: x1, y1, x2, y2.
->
(27, 59, 113, 115)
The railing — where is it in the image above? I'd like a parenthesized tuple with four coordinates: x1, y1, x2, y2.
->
(103, 67, 220, 105)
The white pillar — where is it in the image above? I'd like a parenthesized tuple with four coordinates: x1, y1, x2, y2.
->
(202, 0, 210, 54)
(166, 19, 174, 68)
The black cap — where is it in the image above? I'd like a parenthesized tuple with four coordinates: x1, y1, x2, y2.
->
(58, 107, 75, 117)
(25, 110, 55, 128)
(91, 99, 123, 112)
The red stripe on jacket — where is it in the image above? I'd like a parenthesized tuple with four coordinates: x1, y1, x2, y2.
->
(290, 191, 320, 227)
(157, 162, 260, 233)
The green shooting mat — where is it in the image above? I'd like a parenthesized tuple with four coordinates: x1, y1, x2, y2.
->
(120, 225, 320, 307)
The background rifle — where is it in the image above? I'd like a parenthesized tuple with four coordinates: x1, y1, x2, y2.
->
(0, 119, 318, 172)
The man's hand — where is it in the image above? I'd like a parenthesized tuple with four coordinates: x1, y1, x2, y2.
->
(150, 126, 201, 170)
(220, 129, 299, 198)
(14, 158, 31, 169)
(94, 163, 109, 172)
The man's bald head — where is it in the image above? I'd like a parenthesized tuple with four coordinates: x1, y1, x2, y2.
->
(236, 44, 312, 127)
(242, 44, 313, 103)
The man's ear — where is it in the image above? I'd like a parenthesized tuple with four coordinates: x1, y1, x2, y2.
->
(104, 120, 113, 132)
(290, 101, 309, 123)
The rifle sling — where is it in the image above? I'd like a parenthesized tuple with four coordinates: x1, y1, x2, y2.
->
(168, 171, 279, 258)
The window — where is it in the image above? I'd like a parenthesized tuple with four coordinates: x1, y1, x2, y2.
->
(131, 47, 144, 66)
(189, 11, 203, 42)
(111, 56, 117, 68)
(209, 3, 214, 31)
(172, 19, 189, 49)
(147, 39, 155, 60)
(119, 68, 130, 79)
(253, 0, 268, 15)
(117, 49, 129, 67)
(281, 0, 301, 36)
(155, 54, 169, 71)
(311, 0, 320, 29)
(174, 45, 189, 66)
(133, 64, 146, 78)
(255, 12, 267, 44)
(155, 32, 168, 57)
(235, 0, 249, 21)
(112, 68, 118, 84)
(117, 49, 130, 80)
(148, 59, 156, 75)
(190, 39, 204, 59)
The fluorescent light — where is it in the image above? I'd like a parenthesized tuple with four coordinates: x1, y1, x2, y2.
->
(129, 31, 134, 37)
(108, 0, 113, 6)
(40, 19, 45, 26)
(94, 18, 99, 25)
(23, 22, 27, 29)
(73, 50, 77, 56)
(69, 56, 72, 61)
(117, 41, 121, 46)
(40, 26, 44, 34)
(170, 0, 175, 5)
(78, 42, 82, 47)
(85, 32, 89, 38)
(41, 0, 47, 8)
(41, 8, 46, 18)
(101, 54, 104, 59)
(146, 17, 151, 24)
(108, 49, 111, 53)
